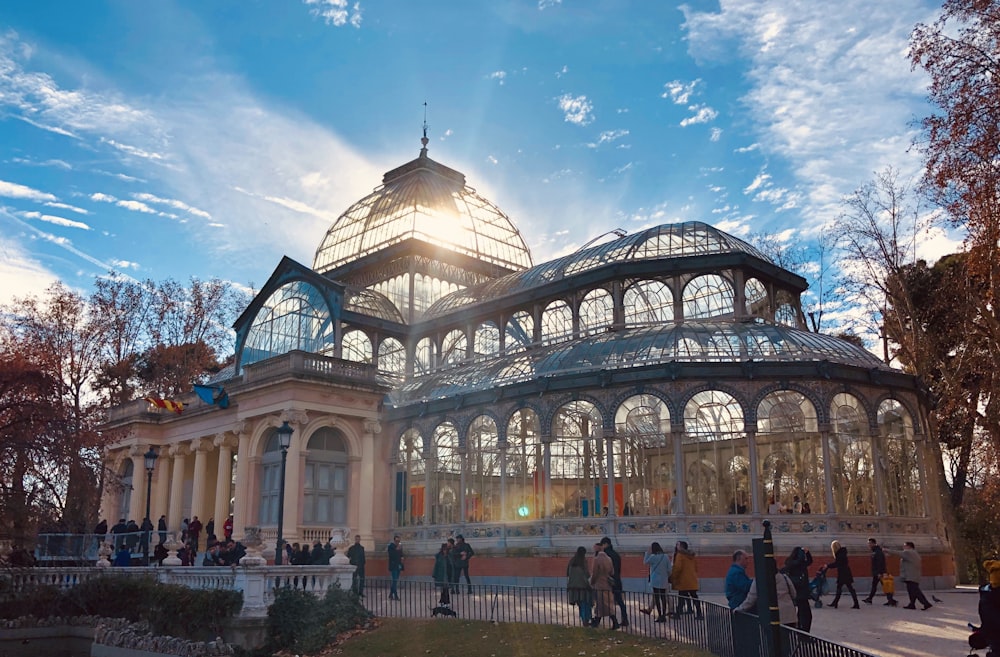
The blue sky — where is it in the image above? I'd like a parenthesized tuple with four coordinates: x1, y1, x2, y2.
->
(0, 0, 962, 319)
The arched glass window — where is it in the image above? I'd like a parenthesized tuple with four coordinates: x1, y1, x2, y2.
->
(467, 415, 501, 523)
(745, 277, 768, 316)
(242, 280, 334, 369)
(378, 337, 405, 376)
(683, 390, 746, 514)
(342, 328, 372, 363)
(624, 280, 674, 326)
(431, 423, 461, 524)
(878, 399, 924, 517)
(541, 300, 573, 345)
(396, 429, 425, 527)
(683, 274, 734, 319)
(775, 290, 798, 327)
(259, 428, 284, 525)
(414, 337, 434, 374)
(118, 459, 134, 522)
(579, 288, 613, 336)
(440, 329, 467, 367)
(304, 427, 348, 525)
(756, 390, 824, 514)
(552, 401, 604, 518)
(505, 408, 542, 520)
(474, 322, 500, 360)
(505, 311, 534, 354)
(830, 393, 875, 515)
(615, 394, 672, 516)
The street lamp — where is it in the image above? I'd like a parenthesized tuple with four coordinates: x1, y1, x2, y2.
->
(274, 421, 293, 566)
(143, 447, 158, 566)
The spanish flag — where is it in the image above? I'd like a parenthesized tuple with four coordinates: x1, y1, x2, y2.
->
(144, 396, 184, 414)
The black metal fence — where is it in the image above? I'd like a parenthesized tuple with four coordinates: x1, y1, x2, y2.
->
(356, 577, 876, 657)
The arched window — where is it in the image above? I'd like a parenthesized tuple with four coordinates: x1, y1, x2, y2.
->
(541, 300, 573, 345)
(414, 337, 434, 374)
(467, 416, 501, 522)
(745, 277, 768, 316)
(342, 329, 372, 363)
(506, 408, 542, 520)
(683, 274, 734, 319)
(756, 390, 824, 514)
(431, 423, 461, 524)
(878, 399, 924, 517)
(505, 311, 534, 354)
(259, 428, 284, 525)
(440, 329, 467, 367)
(552, 401, 604, 518)
(624, 280, 674, 326)
(830, 393, 875, 515)
(304, 427, 348, 525)
(683, 390, 746, 514)
(615, 394, 671, 516)
(396, 429, 425, 526)
(579, 288, 613, 336)
(775, 290, 799, 327)
(242, 280, 334, 369)
(378, 337, 405, 376)
(474, 322, 500, 360)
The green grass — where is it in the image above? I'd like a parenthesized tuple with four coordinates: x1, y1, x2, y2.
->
(327, 617, 714, 657)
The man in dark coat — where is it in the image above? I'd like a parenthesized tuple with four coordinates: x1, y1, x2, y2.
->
(863, 538, 894, 605)
(600, 536, 630, 627)
(452, 535, 475, 593)
(157, 515, 167, 545)
(346, 534, 366, 596)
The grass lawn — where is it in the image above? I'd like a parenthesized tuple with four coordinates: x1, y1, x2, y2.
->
(322, 617, 714, 657)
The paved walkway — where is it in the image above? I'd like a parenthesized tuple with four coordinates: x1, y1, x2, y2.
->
(702, 587, 980, 657)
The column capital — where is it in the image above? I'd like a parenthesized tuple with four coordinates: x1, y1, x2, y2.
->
(214, 433, 238, 450)
(190, 437, 214, 453)
(169, 443, 190, 458)
(230, 420, 249, 436)
(363, 419, 382, 435)
(277, 409, 309, 427)
(128, 444, 146, 458)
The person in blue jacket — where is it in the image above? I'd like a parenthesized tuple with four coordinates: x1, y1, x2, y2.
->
(725, 549, 752, 609)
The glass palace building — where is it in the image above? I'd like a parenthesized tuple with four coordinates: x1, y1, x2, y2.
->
(103, 141, 954, 586)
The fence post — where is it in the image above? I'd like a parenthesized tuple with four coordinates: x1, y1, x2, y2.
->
(751, 519, 781, 657)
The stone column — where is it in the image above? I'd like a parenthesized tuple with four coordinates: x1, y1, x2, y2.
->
(153, 449, 170, 527)
(360, 419, 380, 544)
(189, 437, 213, 545)
(280, 410, 309, 545)
(127, 446, 145, 521)
(231, 422, 250, 539)
(213, 432, 236, 534)
(167, 444, 189, 532)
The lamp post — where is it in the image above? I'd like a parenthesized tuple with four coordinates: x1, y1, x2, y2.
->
(274, 421, 293, 565)
(142, 447, 158, 566)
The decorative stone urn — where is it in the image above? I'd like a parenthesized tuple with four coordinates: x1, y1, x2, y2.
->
(162, 534, 184, 566)
(96, 542, 112, 568)
(239, 526, 266, 567)
(328, 527, 350, 566)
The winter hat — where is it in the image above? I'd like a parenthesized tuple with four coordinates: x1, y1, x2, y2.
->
(984, 560, 1000, 588)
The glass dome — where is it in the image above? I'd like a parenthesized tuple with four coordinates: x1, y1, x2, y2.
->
(313, 147, 533, 275)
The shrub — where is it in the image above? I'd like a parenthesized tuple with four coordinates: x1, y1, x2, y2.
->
(262, 583, 370, 655)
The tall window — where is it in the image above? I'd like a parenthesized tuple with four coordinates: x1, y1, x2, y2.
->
(541, 300, 573, 345)
(431, 423, 461, 524)
(683, 390, 746, 514)
(397, 429, 425, 527)
(878, 399, 925, 517)
(342, 329, 372, 363)
(579, 288, 613, 336)
(615, 394, 672, 516)
(378, 337, 405, 376)
(683, 274, 734, 320)
(624, 280, 673, 325)
(118, 459, 134, 521)
(474, 322, 500, 360)
(242, 280, 334, 369)
(303, 427, 349, 525)
(506, 409, 542, 520)
(505, 311, 534, 354)
(756, 390, 824, 514)
(467, 415, 501, 522)
(551, 401, 604, 518)
(830, 393, 875, 515)
(259, 428, 282, 525)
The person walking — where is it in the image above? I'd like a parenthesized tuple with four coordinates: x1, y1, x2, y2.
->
(863, 538, 896, 605)
(387, 534, 404, 601)
(826, 540, 860, 609)
(899, 541, 932, 610)
(726, 550, 753, 609)
(453, 534, 475, 593)
(566, 546, 594, 626)
(600, 536, 630, 627)
(347, 534, 366, 596)
(783, 546, 813, 632)
(737, 568, 799, 628)
(187, 516, 203, 551)
(590, 541, 619, 630)
(639, 541, 672, 622)
(669, 540, 702, 619)
(433, 542, 451, 601)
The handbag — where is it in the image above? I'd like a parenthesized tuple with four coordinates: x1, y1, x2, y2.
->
(881, 573, 895, 594)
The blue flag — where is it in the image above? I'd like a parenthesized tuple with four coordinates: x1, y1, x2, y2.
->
(193, 384, 229, 409)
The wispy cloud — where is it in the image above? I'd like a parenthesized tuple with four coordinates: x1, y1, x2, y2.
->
(488, 71, 507, 85)
(44, 201, 89, 214)
(680, 105, 718, 127)
(539, 0, 562, 9)
(556, 93, 594, 126)
(587, 129, 629, 148)
(0, 179, 57, 202)
(90, 192, 177, 219)
(21, 210, 90, 230)
(132, 192, 211, 219)
(303, 0, 363, 27)
(662, 79, 700, 105)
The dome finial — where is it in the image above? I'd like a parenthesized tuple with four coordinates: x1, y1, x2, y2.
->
(420, 101, 429, 156)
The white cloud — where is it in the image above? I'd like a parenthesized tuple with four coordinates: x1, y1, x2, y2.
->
(662, 79, 700, 105)
(710, 127, 723, 142)
(735, 143, 760, 153)
(21, 210, 90, 230)
(0, 233, 59, 306)
(556, 65, 568, 78)
(100, 137, 166, 162)
(109, 258, 140, 269)
(556, 94, 594, 126)
(303, 0, 363, 27)
(132, 192, 212, 219)
(487, 155, 498, 165)
(0, 179, 57, 202)
(539, 0, 562, 9)
(488, 71, 507, 85)
(679, 104, 718, 127)
(587, 129, 629, 148)
(116, 199, 157, 214)
(44, 201, 89, 214)
(744, 172, 772, 194)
